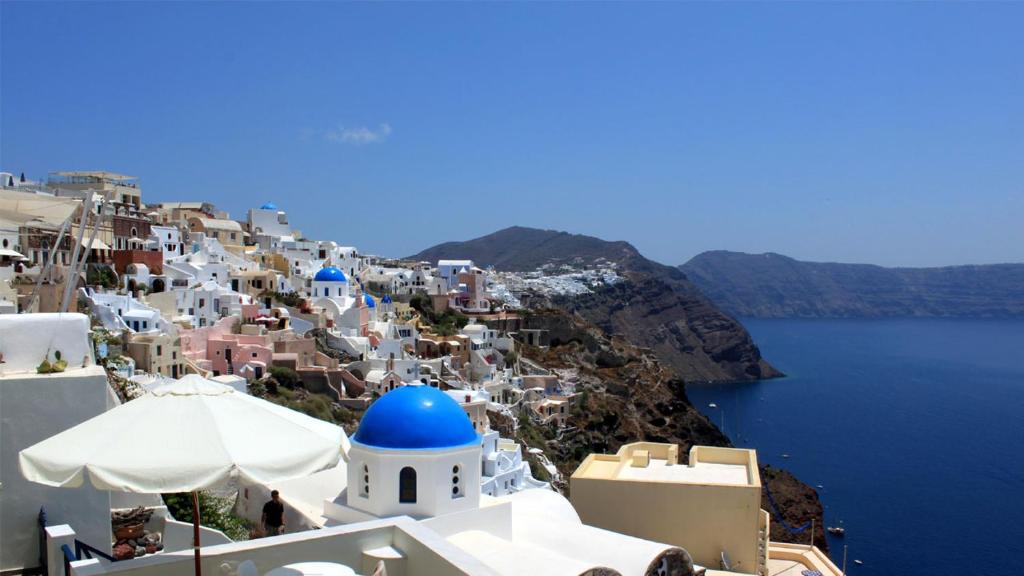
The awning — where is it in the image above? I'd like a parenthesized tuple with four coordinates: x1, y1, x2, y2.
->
(0, 248, 28, 260)
(80, 237, 111, 250)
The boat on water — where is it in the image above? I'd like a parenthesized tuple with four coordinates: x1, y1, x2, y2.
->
(781, 453, 790, 459)
(854, 559, 863, 565)
(827, 526, 845, 536)
(708, 402, 717, 408)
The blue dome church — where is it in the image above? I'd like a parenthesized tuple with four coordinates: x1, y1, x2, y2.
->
(312, 266, 348, 300)
(345, 385, 482, 519)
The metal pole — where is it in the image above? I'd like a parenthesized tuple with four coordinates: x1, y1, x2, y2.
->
(65, 191, 108, 312)
(60, 192, 94, 312)
(192, 491, 203, 576)
(810, 518, 815, 548)
(842, 544, 848, 575)
(26, 213, 73, 312)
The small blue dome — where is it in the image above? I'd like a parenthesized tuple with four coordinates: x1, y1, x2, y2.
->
(382, 294, 392, 304)
(354, 386, 479, 450)
(260, 202, 278, 210)
(314, 267, 347, 282)
(364, 293, 376, 308)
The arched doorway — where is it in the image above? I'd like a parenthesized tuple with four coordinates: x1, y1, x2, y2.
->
(399, 467, 417, 503)
(151, 278, 166, 293)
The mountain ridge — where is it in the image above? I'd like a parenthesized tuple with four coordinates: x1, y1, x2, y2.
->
(411, 226, 780, 383)
(681, 250, 1024, 318)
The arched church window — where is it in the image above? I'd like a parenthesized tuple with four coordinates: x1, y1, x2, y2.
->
(360, 463, 370, 497)
(399, 467, 417, 503)
(452, 464, 463, 498)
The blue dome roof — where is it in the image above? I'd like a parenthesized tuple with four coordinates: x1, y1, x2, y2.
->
(353, 386, 479, 450)
(314, 267, 347, 282)
(364, 293, 376, 308)
(260, 202, 278, 210)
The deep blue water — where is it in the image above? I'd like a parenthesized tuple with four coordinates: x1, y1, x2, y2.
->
(686, 319, 1024, 575)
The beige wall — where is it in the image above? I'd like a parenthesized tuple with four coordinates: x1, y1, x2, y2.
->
(126, 333, 184, 378)
(571, 443, 764, 574)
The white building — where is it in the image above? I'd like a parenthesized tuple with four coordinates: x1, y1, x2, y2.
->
(247, 202, 294, 250)
(82, 290, 168, 334)
(147, 225, 182, 261)
(437, 259, 474, 290)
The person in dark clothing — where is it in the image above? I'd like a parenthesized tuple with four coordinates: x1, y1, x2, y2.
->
(261, 490, 285, 536)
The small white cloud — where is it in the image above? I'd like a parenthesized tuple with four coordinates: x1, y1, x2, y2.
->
(324, 123, 392, 145)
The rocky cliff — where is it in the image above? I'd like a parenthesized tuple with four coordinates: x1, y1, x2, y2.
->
(412, 226, 780, 382)
(502, 308, 824, 551)
(682, 250, 1024, 318)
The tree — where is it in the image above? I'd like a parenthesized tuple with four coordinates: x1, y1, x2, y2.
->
(19, 172, 25, 182)
(6, 176, 12, 187)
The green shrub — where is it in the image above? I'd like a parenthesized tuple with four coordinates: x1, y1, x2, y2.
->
(87, 266, 118, 289)
(268, 366, 301, 389)
(162, 492, 250, 541)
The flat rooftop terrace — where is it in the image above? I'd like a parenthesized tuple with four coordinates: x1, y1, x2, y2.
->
(573, 443, 760, 487)
(615, 458, 750, 485)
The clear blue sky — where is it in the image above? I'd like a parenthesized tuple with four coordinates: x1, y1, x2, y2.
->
(2, 2, 1021, 267)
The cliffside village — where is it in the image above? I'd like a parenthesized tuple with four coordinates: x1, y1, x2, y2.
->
(0, 171, 842, 576)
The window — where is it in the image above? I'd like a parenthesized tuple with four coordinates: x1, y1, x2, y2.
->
(360, 463, 370, 498)
(252, 352, 258, 358)
(156, 345, 163, 356)
(399, 467, 417, 503)
(452, 464, 463, 499)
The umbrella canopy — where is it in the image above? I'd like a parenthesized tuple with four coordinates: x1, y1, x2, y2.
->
(20, 374, 350, 493)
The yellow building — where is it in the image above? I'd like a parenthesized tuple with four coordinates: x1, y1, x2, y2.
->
(187, 216, 247, 249)
(571, 443, 843, 576)
(125, 331, 184, 379)
(48, 171, 141, 207)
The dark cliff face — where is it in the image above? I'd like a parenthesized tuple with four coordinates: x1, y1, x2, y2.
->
(681, 250, 1024, 318)
(761, 465, 828, 552)
(558, 271, 781, 382)
(512, 309, 732, 474)
(412, 226, 781, 383)
(505, 309, 824, 550)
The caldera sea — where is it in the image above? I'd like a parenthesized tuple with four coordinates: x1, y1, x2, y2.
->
(686, 318, 1024, 575)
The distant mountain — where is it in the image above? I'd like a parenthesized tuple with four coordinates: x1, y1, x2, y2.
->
(680, 251, 1024, 318)
(411, 227, 781, 382)
(408, 226, 641, 272)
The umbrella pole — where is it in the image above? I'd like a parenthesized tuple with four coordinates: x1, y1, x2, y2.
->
(192, 491, 202, 576)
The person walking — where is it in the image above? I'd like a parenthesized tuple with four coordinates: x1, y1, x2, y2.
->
(261, 490, 285, 536)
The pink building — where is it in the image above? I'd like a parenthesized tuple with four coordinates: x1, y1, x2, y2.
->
(180, 316, 273, 379)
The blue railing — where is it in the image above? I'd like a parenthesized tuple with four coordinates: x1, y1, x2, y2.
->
(74, 539, 118, 563)
(61, 544, 76, 576)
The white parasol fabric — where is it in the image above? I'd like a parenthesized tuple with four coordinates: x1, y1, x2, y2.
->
(19, 374, 350, 493)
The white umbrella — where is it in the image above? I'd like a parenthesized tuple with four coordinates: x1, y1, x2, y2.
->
(20, 374, 349, 575)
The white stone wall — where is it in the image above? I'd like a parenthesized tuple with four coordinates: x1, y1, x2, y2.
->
(0, 366, 115, 571)
(346, 443, 481, 519)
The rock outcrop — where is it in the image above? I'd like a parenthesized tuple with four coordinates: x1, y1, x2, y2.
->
(504, 309, 824, 550)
